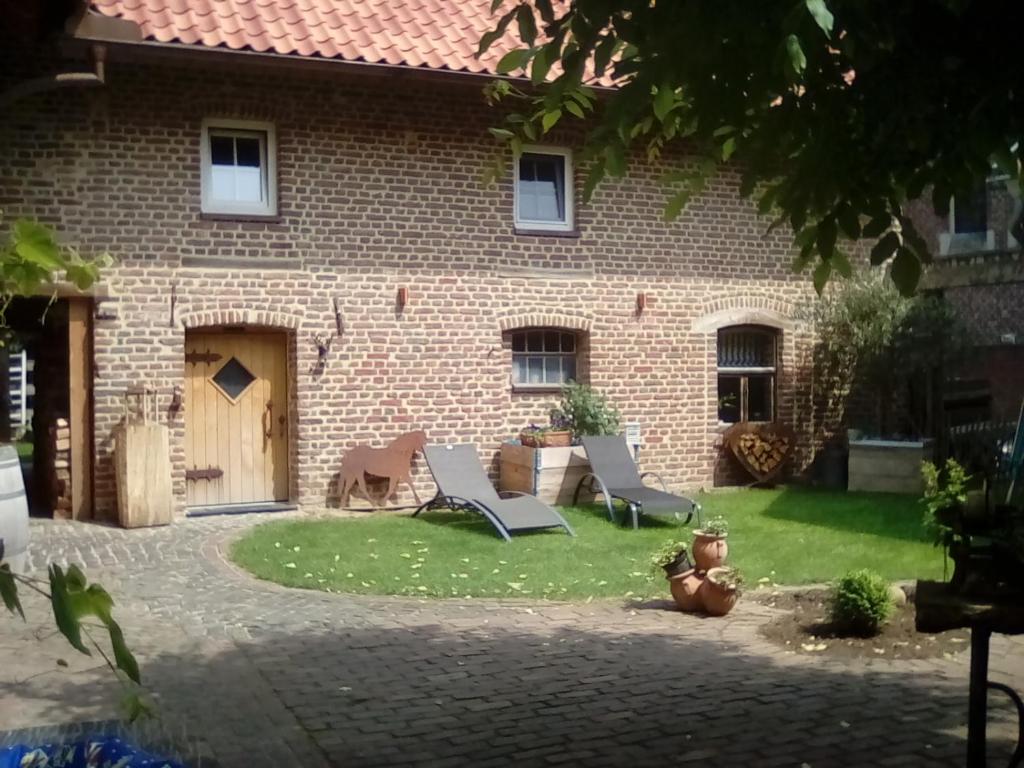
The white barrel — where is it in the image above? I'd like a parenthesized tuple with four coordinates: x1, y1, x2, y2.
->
(0, 444, 29, 573)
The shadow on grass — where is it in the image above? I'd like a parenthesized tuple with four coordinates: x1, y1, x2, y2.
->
(757, 486, 930, 543)
(566, 503, 688, 532)
(412, 508, 572, 542)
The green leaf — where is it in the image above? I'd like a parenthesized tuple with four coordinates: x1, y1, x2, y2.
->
(495, 48, 533, 74)
(488, 127, 515, 140)
(0, 564, 24, 620)
(665, 189, 692, 221)
(593, 35, 617, 77)
(530, 46, 552, 85)
(870, 231, 900, 265)
(12, 221, 64, 271)
(805, 0, 834, 35)
(489, 0, 504, 12)
(516, 6, 537, 46)
(890, 247, 922, 296)
(794, 225, 818, 249)
(837, 206, 861, 239)
(721, 137, 737, 162)
(541, 109, 562, 133)
(816, 218, 838, 258)
(653, 86, 675, 122)
(107, 619, 141, 685)
(785, 35, 807, 75)
(813, 258, 833, 294)
(582, 158, 606, 202)
(605, 144, 626, 177)
(862, 214, 891, 238)
(832, 249, 853, 278)
(49, 565, 90, 655)
(478, 7, 516, 56)
(565, 100, 585, 119)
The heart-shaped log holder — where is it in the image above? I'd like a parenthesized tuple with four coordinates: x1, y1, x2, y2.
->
(723, 422, 795, 485)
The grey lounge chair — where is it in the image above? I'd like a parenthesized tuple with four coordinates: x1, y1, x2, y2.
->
(574, 435, 702, 530)
(413, 444, 575, 542)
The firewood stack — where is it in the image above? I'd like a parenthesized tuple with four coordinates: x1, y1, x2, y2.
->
(52, 417, 72, 519)
(736, 432, 790, 477)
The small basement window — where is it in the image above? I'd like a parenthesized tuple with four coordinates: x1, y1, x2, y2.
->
(717, 326, 777, 423)
(940, 182, 994, 255)
(511, 329, 578, 388)
(201, 119, 277, 217)
(515, 148, 573, 232)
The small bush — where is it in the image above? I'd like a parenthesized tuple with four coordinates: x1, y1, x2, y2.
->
(700, 516, 728, 537)
(829, 569, 893, 635)
(550, 382, 620, 437)
(650, 540, 689, 572)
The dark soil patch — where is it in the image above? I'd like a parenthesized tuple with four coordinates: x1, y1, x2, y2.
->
(754, 588, 971, 660)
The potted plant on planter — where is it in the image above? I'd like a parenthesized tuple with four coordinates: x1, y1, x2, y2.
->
(702, 566, 743, 616)
(549, 382, 620, 441)
(650, 539, 693, 577)
(519, 417, 572, 448)
(651, 540, 703, 611)
(692, 516, 729, 571)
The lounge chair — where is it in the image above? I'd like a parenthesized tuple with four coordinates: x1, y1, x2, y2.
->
(574, 435, 702, 530)
(413, 444, 575, 542)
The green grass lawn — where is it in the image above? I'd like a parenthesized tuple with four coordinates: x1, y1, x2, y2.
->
(230, 487, 944, 601)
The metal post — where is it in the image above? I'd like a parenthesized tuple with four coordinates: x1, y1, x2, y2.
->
(967, 626, 992, 768)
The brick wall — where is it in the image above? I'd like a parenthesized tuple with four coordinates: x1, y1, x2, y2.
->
(1, 50, 830, 519)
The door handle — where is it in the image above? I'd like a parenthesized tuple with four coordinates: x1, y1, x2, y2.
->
(264, 401, 273, 439)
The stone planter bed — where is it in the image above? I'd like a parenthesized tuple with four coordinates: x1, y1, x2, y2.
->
(847, 439, 933, 494)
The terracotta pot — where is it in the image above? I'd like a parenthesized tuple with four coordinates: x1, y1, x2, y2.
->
(540, 430, 572, 448)
(692, 531, 728, 571)
(701, 568, 740, 616)
(668, 569, 704, 612)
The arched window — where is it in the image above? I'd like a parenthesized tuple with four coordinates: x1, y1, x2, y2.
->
(511, 328, 579, 388)
(717, 326, 778, 423)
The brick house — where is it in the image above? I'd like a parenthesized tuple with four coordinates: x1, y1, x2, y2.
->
(1, 0, 831, 521)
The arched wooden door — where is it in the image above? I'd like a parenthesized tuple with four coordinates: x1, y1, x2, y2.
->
(184, 330, 289, 506)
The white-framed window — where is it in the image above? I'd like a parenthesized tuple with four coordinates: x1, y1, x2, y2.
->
(940, 183, 994, 255)
(200, 119, 277, 217)
(511, 329, 578, 388)
(717, 326, 777, 424)
(514, 146, 574, 232)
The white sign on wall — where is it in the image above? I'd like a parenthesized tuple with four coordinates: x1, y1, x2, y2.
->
(624, 422, 642, 447)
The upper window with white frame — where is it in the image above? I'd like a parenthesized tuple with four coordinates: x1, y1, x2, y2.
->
(940, 182, 994, 255)
(515, 147, 574, 232)
(511, 329, 578, 389)
(201, 119, 277, 217)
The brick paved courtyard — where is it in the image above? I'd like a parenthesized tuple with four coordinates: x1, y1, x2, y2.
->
(2, 514, 1021, 767)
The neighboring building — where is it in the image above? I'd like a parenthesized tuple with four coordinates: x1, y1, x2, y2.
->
(914, 180, 1024, 425)
(1, 0, 832, 520)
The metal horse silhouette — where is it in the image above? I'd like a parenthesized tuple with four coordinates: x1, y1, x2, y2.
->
(339, 430, 427, 508)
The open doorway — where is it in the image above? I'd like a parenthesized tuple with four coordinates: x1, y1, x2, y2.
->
(1, 297, 91, 518)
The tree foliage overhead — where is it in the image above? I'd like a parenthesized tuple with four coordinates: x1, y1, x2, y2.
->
(481, 0, 1024, 294)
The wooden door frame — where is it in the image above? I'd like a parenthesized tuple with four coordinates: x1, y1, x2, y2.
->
(68, 298, 93, 520)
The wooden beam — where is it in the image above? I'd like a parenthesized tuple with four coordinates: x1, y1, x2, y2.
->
(68, 299, 93, 521)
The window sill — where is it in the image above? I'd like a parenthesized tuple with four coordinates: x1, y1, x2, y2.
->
(512, 384, 565, 394)
(513, 227, 581, 239)
(715, 420, 775, 433)
(200, 212, 282, 224)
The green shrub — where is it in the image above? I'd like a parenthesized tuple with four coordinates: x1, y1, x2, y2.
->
(550, 382, 620, 438)
(920, 458, 970, 547)
(829, 569, 893, 635)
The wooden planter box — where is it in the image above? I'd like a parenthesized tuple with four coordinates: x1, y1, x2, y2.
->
(847, 439, 933, 494)
(499, 443, 593, 506)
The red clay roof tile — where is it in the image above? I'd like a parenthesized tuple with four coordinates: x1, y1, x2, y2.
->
(88, 0, 557, 79)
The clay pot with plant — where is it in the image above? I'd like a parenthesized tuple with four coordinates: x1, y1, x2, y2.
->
(650, 539, 693, 578)
(692, 516, 729, 571)
(701, 566, 743, 616)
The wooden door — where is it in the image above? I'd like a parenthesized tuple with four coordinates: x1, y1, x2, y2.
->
(184, 331, 289, 506)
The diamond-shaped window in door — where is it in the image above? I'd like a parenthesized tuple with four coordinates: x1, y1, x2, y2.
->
(211, 357, 256, 402)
